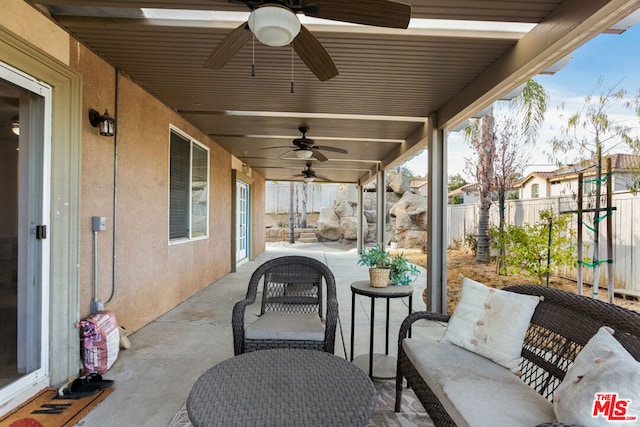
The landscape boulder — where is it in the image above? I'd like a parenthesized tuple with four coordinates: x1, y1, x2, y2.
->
(317, 207, 341, 241)
(335, 201, 354, 218)
(340, 216, 360, 240)
(389, 172, 411, 195)
(335, 184, 358, 207)
(363, 210, 377, 224)
(389, 192, 428, 247)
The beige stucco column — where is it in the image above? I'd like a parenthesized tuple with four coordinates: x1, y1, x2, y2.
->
(356, 184, 364, 253)
(426, 118, 448, 313)
(375, 168, 387, 245)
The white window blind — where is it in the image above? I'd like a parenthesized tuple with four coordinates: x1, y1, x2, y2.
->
(169, 129, 209, 241)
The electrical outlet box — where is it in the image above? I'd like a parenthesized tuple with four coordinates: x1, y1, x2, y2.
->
(92, 216, 107, 231)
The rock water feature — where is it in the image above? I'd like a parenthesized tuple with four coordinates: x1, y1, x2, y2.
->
(265, 172, 427, 249)
(314, 172, 428, 249)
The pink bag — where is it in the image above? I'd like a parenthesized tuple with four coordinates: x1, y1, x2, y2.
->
(79, 310, 120, 374)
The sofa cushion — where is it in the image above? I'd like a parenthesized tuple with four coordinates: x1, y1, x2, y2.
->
(441, 277, 540, 372)
(553, 326, 640, 425)
(403, 337, 554, 427)
(245, 312, 325, 341)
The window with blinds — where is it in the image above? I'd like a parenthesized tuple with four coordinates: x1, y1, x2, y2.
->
(169, 128, 209, 241)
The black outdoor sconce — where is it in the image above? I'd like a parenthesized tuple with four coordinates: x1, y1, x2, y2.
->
(88, 108, 115, 137)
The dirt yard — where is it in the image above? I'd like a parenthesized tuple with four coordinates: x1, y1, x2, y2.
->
(402, 249, 640, 314)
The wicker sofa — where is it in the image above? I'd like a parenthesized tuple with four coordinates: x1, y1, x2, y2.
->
(395, 285, 640, 426)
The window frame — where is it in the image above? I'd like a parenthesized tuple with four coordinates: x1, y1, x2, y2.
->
(531, 183, 540, 198)
(168, 126, 210, 243)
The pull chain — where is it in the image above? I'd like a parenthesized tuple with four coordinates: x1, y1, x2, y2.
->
(290, 43, 295, 93)
(251, 33, 256, 77)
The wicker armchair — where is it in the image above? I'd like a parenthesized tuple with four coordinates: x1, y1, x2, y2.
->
(232, 256, 338, 355)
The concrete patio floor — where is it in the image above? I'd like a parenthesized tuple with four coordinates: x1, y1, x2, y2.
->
(75, 242, 445, 426)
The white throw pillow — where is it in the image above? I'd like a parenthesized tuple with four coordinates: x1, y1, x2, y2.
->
(554, 326, 640, 425)
(441, 277, 540, 373)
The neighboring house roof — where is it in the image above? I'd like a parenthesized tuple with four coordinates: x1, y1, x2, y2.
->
(448, 183, 479, 198)
(516, 154, 640, 187)
(550, 153, 640, 181)
(514, 172, 555, 188)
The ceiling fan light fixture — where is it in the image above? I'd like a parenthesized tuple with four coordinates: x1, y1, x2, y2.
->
(248, 6, 301, 47)
(295, 149, 313, 159)
(303, 176, 314, 183)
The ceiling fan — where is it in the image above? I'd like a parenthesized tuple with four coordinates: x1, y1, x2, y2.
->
(263, 126, 348, 162)
(292, 162, 332, 182)
(204, 0, 412, 81)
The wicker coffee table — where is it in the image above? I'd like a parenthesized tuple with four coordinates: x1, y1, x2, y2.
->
(187, 348, 377, 427)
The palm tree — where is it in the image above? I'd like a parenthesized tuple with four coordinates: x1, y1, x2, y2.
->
(466, 79, 548, 265)
(466, 114, 495, 264)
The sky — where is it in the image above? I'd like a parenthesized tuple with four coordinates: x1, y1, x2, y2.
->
(404, 19, 640, 181)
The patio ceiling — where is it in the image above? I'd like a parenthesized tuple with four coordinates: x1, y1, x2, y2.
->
(29, 0, 640, 184)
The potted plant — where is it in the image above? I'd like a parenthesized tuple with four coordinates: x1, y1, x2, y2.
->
(389, 252, 420, 285)
(357, 243, 392, 287)
(389, 234, 398, 249)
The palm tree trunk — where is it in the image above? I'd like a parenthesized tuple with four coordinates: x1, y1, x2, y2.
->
(289, 182, 295, 243)
(476, 115, 495, 264)
(301, 182, 308, 228)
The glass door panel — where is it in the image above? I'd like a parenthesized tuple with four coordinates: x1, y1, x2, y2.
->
(236, 181, 249, 262)
(0, 63, 50, 402)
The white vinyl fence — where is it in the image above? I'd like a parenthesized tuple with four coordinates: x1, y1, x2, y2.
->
(447, 193, 640, 295)
(266, 182, 340, 214)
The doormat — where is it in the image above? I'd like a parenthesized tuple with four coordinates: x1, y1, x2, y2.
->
(0, 386, 113, 427)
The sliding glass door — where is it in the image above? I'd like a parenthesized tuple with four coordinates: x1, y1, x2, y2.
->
(0, 62, 51, 402)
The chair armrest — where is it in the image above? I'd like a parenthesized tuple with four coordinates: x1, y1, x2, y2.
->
(324, 297, 339, 353)
(398, 311, 450, 344)
(232, 299, 251, 355)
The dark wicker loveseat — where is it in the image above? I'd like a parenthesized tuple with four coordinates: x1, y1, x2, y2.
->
(395, 285, 640, 426)
(232, 255, 338, 355)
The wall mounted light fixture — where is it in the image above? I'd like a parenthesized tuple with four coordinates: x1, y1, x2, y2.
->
(11, 116, 19, 136)
(88, 108, 115, 137)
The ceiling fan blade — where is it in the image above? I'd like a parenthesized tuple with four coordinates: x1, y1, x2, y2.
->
(306, 0, 411, 29)
(277, 150, 294, 160)
(315, 146, 348, 154)
(261, 146, 295, 150)
(204, 22, 251, 69)
(293, 25, 338, 82)
(311, 149, 328, 162)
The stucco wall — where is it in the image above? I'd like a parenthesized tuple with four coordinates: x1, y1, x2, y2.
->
(519, 175, 550, 199)
(253, 175, 266, 257)
(1, 0, 266, 399)
(4, 0, 70, 64)
(70, 44, 263, 331)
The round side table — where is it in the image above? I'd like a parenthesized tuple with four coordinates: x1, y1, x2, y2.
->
(350, 280, 413, 379)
